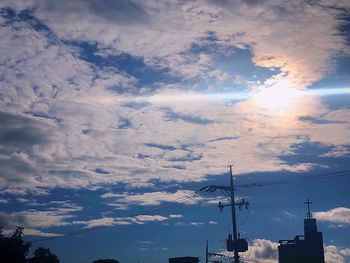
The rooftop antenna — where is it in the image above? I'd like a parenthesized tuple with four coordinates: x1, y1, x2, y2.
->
(304, 198, 313, 219)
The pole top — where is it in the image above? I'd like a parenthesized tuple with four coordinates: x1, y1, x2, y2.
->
(304, 198, 313, 219)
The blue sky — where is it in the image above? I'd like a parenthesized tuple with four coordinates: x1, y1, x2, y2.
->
(0, 1, 350, 263)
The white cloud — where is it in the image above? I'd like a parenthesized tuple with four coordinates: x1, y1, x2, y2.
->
(103, 190, 203, 208)
(74, 214, 169, 228)
(245, 239, 278, 263)
(0, 0, 349, 197)
(22, 229, 63, 238)
(174, 221, 205, 227)
(0, 0, 348, 90)
(325, 245, 350, 263)
(281, 210, 296, 219)
(0, 198, 9, 204)
(0, 201, 82, 236)
(139, 240, 154, 245)
(189, 222, 204, 226)
(135, 215, 168, 222)
(73, 217, 132, 228)
(169, 214, 183, 219)
(102, 190, 225, 210)
(314, 207, 350, 225)
(6, 0, 348, 87)
(242, 240, 350, 263)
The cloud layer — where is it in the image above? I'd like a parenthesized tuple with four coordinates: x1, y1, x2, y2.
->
(0, 0, 349, 195)
(314, 207, 350, 225)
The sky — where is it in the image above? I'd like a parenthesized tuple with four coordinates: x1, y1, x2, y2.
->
(0, 0, 350, 262)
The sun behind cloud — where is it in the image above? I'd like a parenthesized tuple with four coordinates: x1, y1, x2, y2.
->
(251, 79, 302, 115)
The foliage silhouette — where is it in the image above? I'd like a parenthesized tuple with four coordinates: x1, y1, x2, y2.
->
(93, 259, 120, 263)
(28, 247, 60, 263)
(0, 226, 31, 263)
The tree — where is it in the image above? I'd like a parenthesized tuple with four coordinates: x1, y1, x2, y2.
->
(0, 226, 31, 263)
(93, 260, 120, 263)
(28, 247, 60, 263)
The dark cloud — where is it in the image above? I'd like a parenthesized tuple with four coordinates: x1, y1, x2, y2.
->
(208, 136, 240, 143)
(244, 0, 266, 5)
(95, 168, 110, 175)
(0, 112, 53, 186)
(37, 0, 149, 25)
(0, 211, 29, 228)
(82, 129, 91, 135)
(118, 118, 132, 129)
(299, 115, 345, 124)
(145, 143, 177, 151)
(161, 107, 215, 125)
(162, 165, 186, 170)
(122, 102, 150, 109)
(207, 0, 265, 7)
(0, 111, 50, 153)
(168, 152, 203, 162)
(87, 0, 149, 24)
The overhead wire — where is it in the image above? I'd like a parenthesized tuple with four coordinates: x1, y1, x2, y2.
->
(238, 208, 250, 230)
(235, 169, 350, 189)
(28, 168, 350, 243)
(29, 190, 200, 243)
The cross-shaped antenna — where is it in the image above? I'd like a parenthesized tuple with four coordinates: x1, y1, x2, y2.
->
(304, 198, 313, 219)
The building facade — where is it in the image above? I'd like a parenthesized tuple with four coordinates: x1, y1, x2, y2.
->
(278, 201, 325, 263)
(169, 256, 200, 263)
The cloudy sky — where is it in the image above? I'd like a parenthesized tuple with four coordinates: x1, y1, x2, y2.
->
(0, 0, 350, 262)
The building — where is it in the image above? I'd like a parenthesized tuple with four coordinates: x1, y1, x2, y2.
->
(278, 199, 325, 263)
(169, 256, 200, 263)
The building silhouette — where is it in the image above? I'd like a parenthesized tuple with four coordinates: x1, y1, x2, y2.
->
(278, 199, 325, 263)
(169, 256, 200, 263)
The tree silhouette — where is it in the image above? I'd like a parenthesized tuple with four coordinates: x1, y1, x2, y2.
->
(28, 247, 60, 263)
(0, 226, 31, 263)
(93, 259, 120, 263)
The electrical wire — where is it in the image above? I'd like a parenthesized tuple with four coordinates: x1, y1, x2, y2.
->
(216, 210, 231, 234)
(28, 168, 350, 243)
(235, 169, 350, 189)
(29, 190, 200, 243)
(244, 237, 252, 260)
(238, 208, 250, 229)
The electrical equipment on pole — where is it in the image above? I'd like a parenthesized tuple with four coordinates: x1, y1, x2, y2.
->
(199, 165, 249, 263)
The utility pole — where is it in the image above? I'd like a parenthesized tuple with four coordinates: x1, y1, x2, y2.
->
(206, 240, 226, 263)
(229, 165, 239, 263)
(206, 240, 208, 263)
(199, 165, 249, 263)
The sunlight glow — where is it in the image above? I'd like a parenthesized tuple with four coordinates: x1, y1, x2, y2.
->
(251, 81, 302, 113)
(79, 87, 350, 113)
(140, 87, 350, 110)
(142, 91, 248, 103)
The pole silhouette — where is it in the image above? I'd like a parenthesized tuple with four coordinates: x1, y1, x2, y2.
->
(199, 166, 249, 263)
(229, 165, 239, 263)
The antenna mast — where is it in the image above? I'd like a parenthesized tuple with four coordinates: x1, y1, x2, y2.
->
(304, 198, 313, 219)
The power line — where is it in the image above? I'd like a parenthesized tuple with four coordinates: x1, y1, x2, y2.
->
(29, 191, 200, 243)
(235, 169, 350, 189)
(28, 168, 350, 243)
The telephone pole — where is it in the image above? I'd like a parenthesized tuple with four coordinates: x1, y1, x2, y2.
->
(199, 165, 249, 263)
(205, 240, 226, 263)
(206, 240, 208, 263)
(229, 165, 239, 263)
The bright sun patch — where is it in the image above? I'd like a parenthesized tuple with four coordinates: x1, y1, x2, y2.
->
(251, 81, 302, 114)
